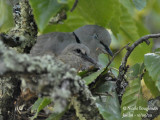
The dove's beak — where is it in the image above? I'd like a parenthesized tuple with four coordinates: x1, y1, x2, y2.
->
(100, 41, 113, 57)
(105, 46, 113, 57)
(82, 54, 97, 65)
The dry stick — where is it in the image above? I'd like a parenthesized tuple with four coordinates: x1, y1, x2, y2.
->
(70, 0, 79, 12)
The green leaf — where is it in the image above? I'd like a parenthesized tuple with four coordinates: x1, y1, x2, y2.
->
(108, 0, 122, 36)
(121, 78, 147, 120)
(98, 54, 109, 68)
(0, 0, 14, 32)
(31, 97, 52, 120)
(96, 93, 121, 120)
(29, 0, 66, 32)
(75, 0, 115, 27)
(127, 20, 152, 65)
(83, 69, 104, 85)
(46, 103, 68, 120)
(95, 82, 121, 120)
(120, 5, 139, 41)
(135, 20, 150, 37)
(120, 9, 152, 64)
(46, 112, 64, 120)
(132, 0, 146, 10)
(144, 53, 160, 91)
(143, 71, 160, 97)
(126, 63, 144, 79)
(119, 0, 135, 15)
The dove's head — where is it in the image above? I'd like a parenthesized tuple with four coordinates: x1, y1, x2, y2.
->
(74, 25, 113, 57)
(61, 43, 97, 65)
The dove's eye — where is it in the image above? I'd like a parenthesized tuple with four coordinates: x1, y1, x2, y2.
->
(76, 49, 81, 53)
(93, 33, 98, 39)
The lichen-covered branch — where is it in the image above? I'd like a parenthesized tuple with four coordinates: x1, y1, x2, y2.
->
(0, 40, 101, 120)
(4, 0, 37, 53)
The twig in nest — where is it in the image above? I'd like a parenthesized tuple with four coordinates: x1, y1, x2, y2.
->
(70, 0, 78, 12)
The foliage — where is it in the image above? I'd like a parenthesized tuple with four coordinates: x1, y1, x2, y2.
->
(95, 82, 121, 120)
(31, 97, 52, 120)
(144, 53, 160, 92)
(121, 63, 148, 120)
(1, 0, 160, 119)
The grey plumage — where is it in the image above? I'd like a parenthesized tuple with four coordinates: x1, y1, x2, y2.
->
(30, 25, 113, 60)
(30, 32, 76, 56)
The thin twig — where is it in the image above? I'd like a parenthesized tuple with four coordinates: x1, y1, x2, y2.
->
(70, 0, 79, 12)
(99, 43, 130, 76)
(106, 43, 130, 69)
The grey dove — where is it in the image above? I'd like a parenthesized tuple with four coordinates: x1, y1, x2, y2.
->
(30, 25, 113, 60)
(58, 43, 98, 70)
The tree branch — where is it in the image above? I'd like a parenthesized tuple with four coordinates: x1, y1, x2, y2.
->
(117, 33, 160, 103)
(5, 0, 37, 53)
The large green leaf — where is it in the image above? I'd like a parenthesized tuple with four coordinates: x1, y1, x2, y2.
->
(46, 112, 64, 120)
(132, 0, 146, 10)
(120, 5, 139, 41)
(126, 20, 152, 65)
(143, 71, 160, 97)
(29, 0, 66, 32)
(108, 0, 122, 36)
(74, 0, 115, 27)
(95, 82, 121, 120)
(121, 78, 147, 120)
(96, 93, 121, 120)
(144, 53, 160, 91)
(120, 12, 152, 64)
(122, 63, 147, 119)
(98, 54, 110, 68)
(126, 63, 144, 80)
(0, 0, 14, 32)
(83, 68, 104, 85)
(31, 97, 52, 120)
